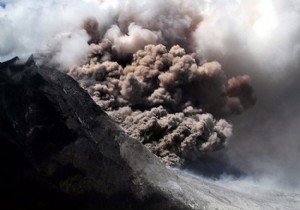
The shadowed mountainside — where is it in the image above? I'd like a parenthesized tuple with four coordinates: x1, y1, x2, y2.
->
(0, 58, 197, 210)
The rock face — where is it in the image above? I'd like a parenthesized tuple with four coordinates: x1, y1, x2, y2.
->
(0, 58, 196, 210)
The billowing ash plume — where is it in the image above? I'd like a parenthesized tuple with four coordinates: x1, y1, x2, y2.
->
(0, 0, 257, 167)
(69, 42, 254, 166)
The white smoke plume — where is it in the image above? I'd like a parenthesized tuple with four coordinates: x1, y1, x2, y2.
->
(1, 0, 300, 191)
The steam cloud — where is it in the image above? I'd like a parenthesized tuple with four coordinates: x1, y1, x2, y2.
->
(1, 0, 300, 190)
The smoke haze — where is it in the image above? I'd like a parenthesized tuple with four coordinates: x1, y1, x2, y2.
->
(1, 0, 300, 192)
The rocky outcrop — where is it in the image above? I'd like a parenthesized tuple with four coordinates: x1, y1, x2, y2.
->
(0, 58, 197, 210)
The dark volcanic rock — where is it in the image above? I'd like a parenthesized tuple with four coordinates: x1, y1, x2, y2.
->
(0, 58, 194, 210)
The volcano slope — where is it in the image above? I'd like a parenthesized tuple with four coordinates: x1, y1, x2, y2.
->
(0, 58, 192, 210)
(0, 58, 299, 210)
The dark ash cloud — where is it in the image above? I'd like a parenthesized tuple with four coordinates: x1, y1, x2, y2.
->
(69, 43, 254, 166)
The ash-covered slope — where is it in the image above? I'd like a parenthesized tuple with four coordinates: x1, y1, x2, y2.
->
(0, 58, 197, 210)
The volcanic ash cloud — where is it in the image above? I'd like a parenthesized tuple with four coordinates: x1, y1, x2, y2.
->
(0, 0, 257, 167)
(69, 42, 255, 166)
